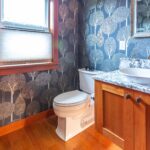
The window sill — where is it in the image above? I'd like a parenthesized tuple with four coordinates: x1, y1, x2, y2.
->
(0, 61, 59, 75)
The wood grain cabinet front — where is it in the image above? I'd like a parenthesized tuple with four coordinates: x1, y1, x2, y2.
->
(133, 91, 150, 150)
(95, 81, 150, 150)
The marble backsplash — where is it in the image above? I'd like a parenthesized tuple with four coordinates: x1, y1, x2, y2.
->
(119, 58, 150, 69)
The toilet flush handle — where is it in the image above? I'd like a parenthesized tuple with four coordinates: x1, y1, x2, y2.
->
(91, 96, 95, 100)
(90, 93, 95, 100)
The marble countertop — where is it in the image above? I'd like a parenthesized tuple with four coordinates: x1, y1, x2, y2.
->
(93, 70, 150, 94)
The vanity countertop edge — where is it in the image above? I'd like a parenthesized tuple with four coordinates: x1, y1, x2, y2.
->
(93, 70, 150, 95)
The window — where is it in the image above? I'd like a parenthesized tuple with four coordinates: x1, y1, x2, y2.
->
(0, 0, 49, 32)
(0, 0, 58, 75)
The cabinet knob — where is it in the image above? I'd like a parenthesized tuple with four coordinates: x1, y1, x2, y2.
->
(124, 94, 131, 100)
(135, 97, 142, 104)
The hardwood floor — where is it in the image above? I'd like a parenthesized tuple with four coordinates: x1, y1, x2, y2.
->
(0, 115, 122, 150)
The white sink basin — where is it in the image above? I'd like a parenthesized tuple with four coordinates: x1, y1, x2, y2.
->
(120, 68, 150, 85)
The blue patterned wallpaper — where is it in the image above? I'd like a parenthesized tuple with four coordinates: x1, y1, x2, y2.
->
(78, 0, 150, 71)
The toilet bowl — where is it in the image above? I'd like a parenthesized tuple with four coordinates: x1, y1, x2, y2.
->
(53, 69, 100, 141)
(53, 90, 90, 118)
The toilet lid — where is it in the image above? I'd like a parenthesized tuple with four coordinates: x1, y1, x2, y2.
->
(54, 90, 88, 106)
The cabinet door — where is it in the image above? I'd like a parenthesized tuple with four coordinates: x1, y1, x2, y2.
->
(95, 81, 134, 150)
(133, 91, 150, 150)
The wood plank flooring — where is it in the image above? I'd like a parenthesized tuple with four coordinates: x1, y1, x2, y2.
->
(0, 115, 122, 150)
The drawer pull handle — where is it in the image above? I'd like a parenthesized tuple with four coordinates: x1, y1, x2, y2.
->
(124, 94, 131, 100)
(135, 97, 142, 104)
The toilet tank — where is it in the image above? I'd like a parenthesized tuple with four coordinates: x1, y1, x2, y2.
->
(78, 69, 100, 94)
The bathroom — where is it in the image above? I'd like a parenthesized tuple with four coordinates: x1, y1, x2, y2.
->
(0, 0, 150, 150)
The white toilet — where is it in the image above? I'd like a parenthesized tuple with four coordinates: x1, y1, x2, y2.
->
(53, 68, 100, 141)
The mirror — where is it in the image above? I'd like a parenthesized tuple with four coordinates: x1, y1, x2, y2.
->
(132, 0, 150, 37)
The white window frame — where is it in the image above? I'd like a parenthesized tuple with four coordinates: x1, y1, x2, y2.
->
(0, 0, 50, 33)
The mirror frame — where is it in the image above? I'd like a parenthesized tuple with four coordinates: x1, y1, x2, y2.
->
(131, 0, 150, 38)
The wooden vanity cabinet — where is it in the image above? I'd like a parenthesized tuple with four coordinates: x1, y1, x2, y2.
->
(95, 81, 150, 150)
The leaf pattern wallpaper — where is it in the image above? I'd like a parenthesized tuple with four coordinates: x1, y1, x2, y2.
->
(78, 0, 150, 71)
(0, 0, 79, 126)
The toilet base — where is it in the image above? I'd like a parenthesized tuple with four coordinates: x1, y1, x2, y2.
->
(55, 100, 94, 141)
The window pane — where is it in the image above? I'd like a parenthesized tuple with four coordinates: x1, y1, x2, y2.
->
(2, 0, 47, 27)
(0, 29, 52, 63)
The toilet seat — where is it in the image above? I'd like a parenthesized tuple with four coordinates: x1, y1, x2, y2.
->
(53, 90, 88, 107)
(53, 90, 90, 118)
